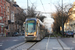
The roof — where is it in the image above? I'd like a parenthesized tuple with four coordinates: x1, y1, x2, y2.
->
(13, 4, 19, 7)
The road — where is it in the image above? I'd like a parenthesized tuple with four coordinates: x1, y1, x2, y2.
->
(61, 38, 75, 50)
(9, 36, 71, 50)
(1, 35, 75, 50)
(0, 36, 25, 50)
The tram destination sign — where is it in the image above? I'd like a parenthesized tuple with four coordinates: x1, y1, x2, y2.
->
(27, 20, 35, 23)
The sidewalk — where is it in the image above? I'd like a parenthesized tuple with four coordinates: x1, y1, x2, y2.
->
(0, 34, 5, 37)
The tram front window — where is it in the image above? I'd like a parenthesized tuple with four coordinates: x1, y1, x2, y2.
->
(26, 23, 36, 33)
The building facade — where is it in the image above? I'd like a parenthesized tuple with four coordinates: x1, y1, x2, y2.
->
(64, 2, 75, 33)
(6, 0, 23, 36)
(0, 0, 6, 34)
(6, 0, 11, 35)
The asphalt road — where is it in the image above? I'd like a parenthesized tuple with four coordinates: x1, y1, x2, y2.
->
(0, 36, 25, 50)
(61, 36, 75, 50)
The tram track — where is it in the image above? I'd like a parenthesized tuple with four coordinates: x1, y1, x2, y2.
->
(27, 42, 37, 50)
(53, 33, 64, 50)
(11, 41, 38, 50)
(45, 33, 65, 50)
(6, 34, 65, 50)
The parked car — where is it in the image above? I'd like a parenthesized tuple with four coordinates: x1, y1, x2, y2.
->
(12, 32, 19, 36)
(21, 32, 25, 36)
(64, 31, 67, 35)
(22, 32, 25, 35)
(65, 31, 74, 37)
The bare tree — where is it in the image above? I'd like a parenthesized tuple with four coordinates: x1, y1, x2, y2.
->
(51, 4, 72, 33)
(27, 4, 37, 18)
(15, 9, 26, 25)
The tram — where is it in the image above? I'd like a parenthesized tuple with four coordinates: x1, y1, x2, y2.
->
(23, 18, 45, 41)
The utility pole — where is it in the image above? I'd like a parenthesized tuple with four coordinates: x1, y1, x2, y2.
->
(27, 0, 28, 9)
(62, 0, 64, 36)
(27, 0, 28, 14)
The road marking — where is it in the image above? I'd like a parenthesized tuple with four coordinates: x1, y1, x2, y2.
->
(13, 40, 18, 41)
(46, 35, 50, 50)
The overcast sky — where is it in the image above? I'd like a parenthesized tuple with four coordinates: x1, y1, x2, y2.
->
(16, 0, 75, 12)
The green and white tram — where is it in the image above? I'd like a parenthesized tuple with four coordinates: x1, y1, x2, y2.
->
(23, 18, 45, 41)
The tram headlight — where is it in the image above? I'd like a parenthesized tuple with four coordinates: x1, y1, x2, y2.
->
(25, 35, 27, 37)
(34, 32, 36, 36)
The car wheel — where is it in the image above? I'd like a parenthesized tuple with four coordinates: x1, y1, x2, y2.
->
(72, 35, 74, 38)
(66, 35, 67, 37)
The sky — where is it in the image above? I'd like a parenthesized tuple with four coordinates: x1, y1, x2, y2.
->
(16, 0, 75, 28)
(16, 0, 75, 12)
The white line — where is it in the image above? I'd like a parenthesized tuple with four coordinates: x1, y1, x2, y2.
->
(46, 35, 50, 50)
(13, 40, 18, 41)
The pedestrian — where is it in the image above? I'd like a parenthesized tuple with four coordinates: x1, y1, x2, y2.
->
(6, 32, 8, 37)
(1, 32, 3, 37)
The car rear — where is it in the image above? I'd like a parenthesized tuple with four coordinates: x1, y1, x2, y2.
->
(66, 31, 74, 37)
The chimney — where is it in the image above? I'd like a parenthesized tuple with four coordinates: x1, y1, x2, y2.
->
(14, 2, 16, 4)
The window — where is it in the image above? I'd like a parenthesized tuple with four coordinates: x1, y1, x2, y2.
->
(0, 16, 2, 20)
(4, 12, 5, 17)
(4, 4, 5, 9)
(8, 16, 9, 20)
(1, 26, 3, 33)
(1, 0, 2, 3)
(1, 16, 3, 22)
(8, 26, 9, 30)
(7, 7, 9, 12)
(1, 6, 3, 13)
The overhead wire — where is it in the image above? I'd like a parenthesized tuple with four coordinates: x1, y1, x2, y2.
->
(40, 0, 46, 12)
(29, 0, 33, 5)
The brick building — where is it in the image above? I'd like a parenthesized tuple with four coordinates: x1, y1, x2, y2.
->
(6, 0, 18, 36)
(6, 0, 11, 35)
(5, 0, 23, 36)
(0, 0, 6, 34)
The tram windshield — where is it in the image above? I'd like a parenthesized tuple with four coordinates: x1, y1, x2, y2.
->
(26, 23, 36, 33)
